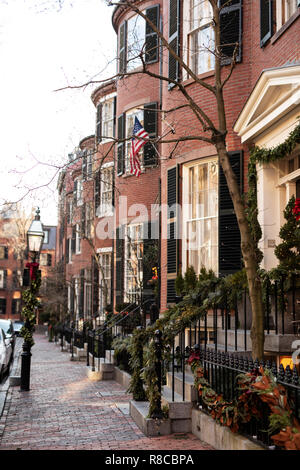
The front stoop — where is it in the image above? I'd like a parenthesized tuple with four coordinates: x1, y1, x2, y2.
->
(162, 386, 192, 433)
(71, 346, 86, 361)
(166, 371, 198, 402)
(87, 361, 114, 381)
(192, 408, 264, 450)
(130, 401, 171, 437)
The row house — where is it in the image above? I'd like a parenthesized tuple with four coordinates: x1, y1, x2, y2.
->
(56, 0, 299, 363)
(0, 206, 56, 321)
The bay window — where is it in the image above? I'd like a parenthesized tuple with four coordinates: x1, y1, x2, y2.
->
(118, 6, 159, 73)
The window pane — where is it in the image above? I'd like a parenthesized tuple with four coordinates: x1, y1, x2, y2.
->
(127, 15, 145, 70)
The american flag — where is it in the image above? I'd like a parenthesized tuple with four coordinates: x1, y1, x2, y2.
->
(130, 116, 149, 177)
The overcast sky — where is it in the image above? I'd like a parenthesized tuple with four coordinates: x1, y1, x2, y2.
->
(0, 0, 116, 225)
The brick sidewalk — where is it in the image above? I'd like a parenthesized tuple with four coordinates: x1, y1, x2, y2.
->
(0, 334, 213, 451)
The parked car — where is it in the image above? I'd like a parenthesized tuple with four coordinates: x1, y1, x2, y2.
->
(0, 319, 16, 352)
(13, 321, 24, 337)
(0, 328, 13, 381)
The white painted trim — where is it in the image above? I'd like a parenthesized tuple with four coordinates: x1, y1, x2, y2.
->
(96, 247, 113, 253)
(234, 65, 300, 143)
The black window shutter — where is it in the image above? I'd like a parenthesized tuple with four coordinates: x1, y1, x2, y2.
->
(220, 0, 242, 65)
(94, 170, 101, 217)
(12, 299, 16, 315)
(145, 5, 159, 64)
(113, 96, 117, 137)
(117, 114, 125, 176)
(0, 299, 6, 315)
(143, 102, 158, 167)
(81, 203, 86, 238)
(218, 150, 243, 276)
(119, 21, 127, 74)
(23, 268, 30, 287)
(168, 0, 180, 86)
(65, 239, 69, 264)
(142, 220, 158, 301)
(92, 256, 99, 317)
(260, 0, 272, 47)
(115, 226, 124, 306)
(71, 226, 76, 254)
(70, 278, 75, 314)
(73, 179, 78, 206)
(96, 104, 102, 143)
(4, 247, 8, 259)
(82, 150, 87, 181)
(3, 270, 7, 289)
(79, 269, 84, 318)
(167, 166, 179, 303)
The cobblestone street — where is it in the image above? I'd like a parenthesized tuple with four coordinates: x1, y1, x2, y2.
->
(0, 334, 213, 451)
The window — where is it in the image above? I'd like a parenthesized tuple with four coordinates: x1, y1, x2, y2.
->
(75, 223, 81, 254)
(0, 246, 8, 260)
(74, 278, 80, 318)
(118, 6, 159, 73)
(82, 150, 93, 180)
(84, 202, 93, 238)
(12, 298, 21, 315)
(117, 103, 158, 176)
(277, 0, 299, 30)
(127, 14, 145, 71)
(43, 230, 49, 244)
(188, 0, 215, 75)
(99, 252, 111, 311)
(124, 224, 143, 303)
(40, 253, 52, 266)
(96, 96, 116, 144)
(100, 167, 113, 216)
(182, 159, 218, 274)
(0, 270, 7, 289)
(74, 178, 83, 206)
(0, 298, 6, 315)
(67, 199, 73, 224)
(12, 270, 22, 288)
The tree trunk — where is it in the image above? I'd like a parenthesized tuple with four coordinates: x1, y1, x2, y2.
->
(215, 140, 265, 360)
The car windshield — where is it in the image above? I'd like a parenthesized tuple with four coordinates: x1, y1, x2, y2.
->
(0, 320, 13, 335)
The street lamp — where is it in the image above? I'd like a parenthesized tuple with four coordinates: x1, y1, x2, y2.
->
(20, 208, 44, 391)
(27, 208, 45, 259)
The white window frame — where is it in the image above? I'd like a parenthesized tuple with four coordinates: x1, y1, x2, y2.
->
(124, 224, 143, 303)
(183, 0, 215, 78)
(127, 14, 145, 71)
(98, 93, 116, 143)
(86, 150, 93, 179)
(276, 0, 298, 30)
(182, 157, 219, 276)
(74, 278, 80, 318)
(75, 223, 81, 254)
(0, 270, 6, 289)
(76, 177, 83, 206)
(99, 167, 114, 216)
(84, 282, 92, 319)
(99, 252, 112, 313)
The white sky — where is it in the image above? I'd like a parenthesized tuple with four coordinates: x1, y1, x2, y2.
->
(0, 0, 117, 225)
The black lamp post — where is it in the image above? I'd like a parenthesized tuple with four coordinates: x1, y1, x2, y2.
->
(20, 208, 44, 392)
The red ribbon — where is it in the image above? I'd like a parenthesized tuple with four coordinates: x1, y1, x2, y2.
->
(26, 262, 39, 280)
(293, 198, 300, 221)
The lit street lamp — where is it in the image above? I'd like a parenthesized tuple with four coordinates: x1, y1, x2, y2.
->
(20, 208, 44, 391)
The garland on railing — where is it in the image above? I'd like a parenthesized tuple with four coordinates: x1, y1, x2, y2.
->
(189, 354, 300, 450)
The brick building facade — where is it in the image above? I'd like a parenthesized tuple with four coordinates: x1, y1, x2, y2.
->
(55, 1, 299, 340)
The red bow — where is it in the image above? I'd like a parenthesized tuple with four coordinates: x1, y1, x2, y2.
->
(26, 262, 39, 280)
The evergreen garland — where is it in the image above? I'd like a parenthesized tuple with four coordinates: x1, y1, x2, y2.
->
(20, 274, 42, 347)
(247, 120, 300, 263)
